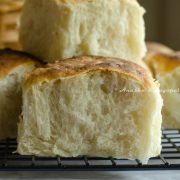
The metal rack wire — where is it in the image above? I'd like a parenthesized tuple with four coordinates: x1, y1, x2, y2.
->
(0, 129, 179, 171)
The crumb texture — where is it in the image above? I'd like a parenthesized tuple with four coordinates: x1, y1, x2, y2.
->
(0, 65, 36, 139)
(20, 0, 146, 63)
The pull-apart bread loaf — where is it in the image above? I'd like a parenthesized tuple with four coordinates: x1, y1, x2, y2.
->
(17, 56, 163, 164)
(145, 48, 180, 129)
(0, 49, 40, 139)
(20, 0, 146, 64)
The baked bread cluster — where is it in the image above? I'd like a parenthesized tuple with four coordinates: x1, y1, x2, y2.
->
(0, 0, 168, 164)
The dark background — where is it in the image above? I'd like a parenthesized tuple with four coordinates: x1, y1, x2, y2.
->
(139, 0, 180, 50)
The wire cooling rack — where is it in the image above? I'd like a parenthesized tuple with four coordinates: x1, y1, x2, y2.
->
(0, 129, 179, 171)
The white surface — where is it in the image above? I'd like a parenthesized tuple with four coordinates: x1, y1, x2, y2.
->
(0, 171, 179, 180)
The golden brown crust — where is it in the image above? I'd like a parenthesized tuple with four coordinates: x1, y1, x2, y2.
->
(145, 52, 180, 76)
(24, 56, 153, 89)
(0, 49, 41, 79)
(146, 42, 174, 55)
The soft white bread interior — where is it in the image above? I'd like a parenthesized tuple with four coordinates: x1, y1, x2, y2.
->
(0, 49, 40, 139)
(17, 56, 162, 164)
(145, 50, 180, 129)
(20, 0, 146, 64)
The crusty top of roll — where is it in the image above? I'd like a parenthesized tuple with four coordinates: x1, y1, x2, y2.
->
(146, 52, 180, 75)
(0, 49, 41, 79)
(24, 56, 154, 89)
(146, 42, 174, 55)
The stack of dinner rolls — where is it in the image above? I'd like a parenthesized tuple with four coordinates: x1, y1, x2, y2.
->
(1, 0, 178, 164)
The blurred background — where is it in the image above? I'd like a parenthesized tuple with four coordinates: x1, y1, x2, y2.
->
(140, 0, 180, 50)
(0, 0, 23, 49)
(0, 0, 180, 50)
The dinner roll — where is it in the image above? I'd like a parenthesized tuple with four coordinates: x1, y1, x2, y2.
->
(17, 56, 162, 164)
(145, 51, 180, 129)
(20, 0, 146, 64)
(0, 49, 40, 139)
